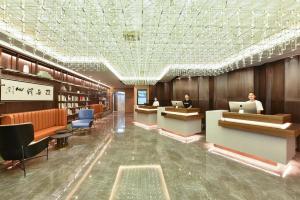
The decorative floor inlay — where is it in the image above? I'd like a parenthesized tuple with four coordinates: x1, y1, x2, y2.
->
(109, 165, 170, 200)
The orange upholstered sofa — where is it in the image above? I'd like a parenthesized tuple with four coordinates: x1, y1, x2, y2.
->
(1, 109, 67, 141)
(89, 104, 104, 120)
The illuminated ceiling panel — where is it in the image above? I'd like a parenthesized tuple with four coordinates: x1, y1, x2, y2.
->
(0, 0, 300, 85)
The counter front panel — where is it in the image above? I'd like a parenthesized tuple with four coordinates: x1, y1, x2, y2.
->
(134, 105, 158, 126)
(206, 110, 297, 164)
(158, 107, 203, 137)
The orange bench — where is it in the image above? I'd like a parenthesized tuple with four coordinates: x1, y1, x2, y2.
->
(1, 109, 67, 141)
(89, 104, 104, 120)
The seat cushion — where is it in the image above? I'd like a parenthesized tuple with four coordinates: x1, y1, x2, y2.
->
(34, 126, 66, 141)
(72, 119, 93, 128)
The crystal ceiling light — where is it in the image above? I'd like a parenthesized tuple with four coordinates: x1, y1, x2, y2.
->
(0, 37, 111, 88)
(0, 0, 300, 85)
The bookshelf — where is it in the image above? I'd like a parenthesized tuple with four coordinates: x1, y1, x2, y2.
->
(0, 46, 112, 119)
(58, 83, 109, 123)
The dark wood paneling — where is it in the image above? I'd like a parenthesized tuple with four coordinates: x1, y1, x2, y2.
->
(198, 77, 210, 111)
(209, 77, 214, 110)
(152, 82, 172, 106)
(173, 77, 199, 107)
(264, 60, 285, 114)
(214, 73, 228, 109)
(171, 68, 253, 111)
(155, 57, 298, 123)
(254, 66, 266, 109)
(284, 56, 300, 122)
(227, 68, 254, 102)
(173, 77, 198, 100)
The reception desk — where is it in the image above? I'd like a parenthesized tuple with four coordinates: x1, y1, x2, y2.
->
(206, 110, 300, 166)
(157, 107, 204, 143)
(133, 105, 158, 129)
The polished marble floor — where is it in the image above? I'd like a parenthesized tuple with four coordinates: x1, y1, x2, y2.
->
(1, 112, 300, 200)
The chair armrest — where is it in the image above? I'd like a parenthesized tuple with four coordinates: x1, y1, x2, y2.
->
(24, 137, 49, 159)
(28, 137, 50, 146)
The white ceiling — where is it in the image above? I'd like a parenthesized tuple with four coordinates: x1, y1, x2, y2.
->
(0, 0, 300, 85)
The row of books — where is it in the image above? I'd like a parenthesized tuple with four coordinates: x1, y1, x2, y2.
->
(58, 102, 80, 109)
(58, 95, 90, 102)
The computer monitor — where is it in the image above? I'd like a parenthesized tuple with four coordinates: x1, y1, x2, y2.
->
(171, 100, 184, 108)
(229, 101, 257, 114)
(243, 102, 257, 114)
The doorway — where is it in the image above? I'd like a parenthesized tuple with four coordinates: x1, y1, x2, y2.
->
(114, 91, 125, 112)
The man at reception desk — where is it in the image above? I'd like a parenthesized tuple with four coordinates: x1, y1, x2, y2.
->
(247, 92, 264, 114)
(183, 94, 192, 108)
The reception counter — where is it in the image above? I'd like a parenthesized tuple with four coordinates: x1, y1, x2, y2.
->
(133, 105, 158, 129)
(206, 110, 300, 166)
(157, 107, 204, 143)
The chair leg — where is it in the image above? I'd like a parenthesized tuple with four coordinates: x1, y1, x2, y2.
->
(21, 159, 26, 177)
(21, 146, 26, 177)
(46, 146, 49, 160)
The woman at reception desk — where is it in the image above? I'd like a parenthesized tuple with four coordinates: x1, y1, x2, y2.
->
(133, 100, 159, 129)
(247, 92, 263, 114)
(157, 95, 204, 143)
(133, 97, 160, 128)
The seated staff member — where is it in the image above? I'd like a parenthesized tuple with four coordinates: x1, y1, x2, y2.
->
(152, 97, 160, 107)
(247, 92, 264, 114)
(183, 94, 192, 108)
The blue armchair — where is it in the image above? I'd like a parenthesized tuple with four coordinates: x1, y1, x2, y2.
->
(71, 109, 94, 129)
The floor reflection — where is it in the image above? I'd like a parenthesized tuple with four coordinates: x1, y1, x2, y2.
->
(0, 112, 300, 200)
(112, 111, 127, 135)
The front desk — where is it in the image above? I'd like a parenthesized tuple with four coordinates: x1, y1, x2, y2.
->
(206, 110, 300, 169)
(133, 105, 158, 129)
(157, 107, 204, 143)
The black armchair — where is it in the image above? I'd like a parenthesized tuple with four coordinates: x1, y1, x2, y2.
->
(0, 123, 49, 177)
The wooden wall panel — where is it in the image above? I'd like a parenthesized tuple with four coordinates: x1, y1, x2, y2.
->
(156, 57, 297, 122)
(198, 77, 210, 111)
(284, 56, 300, 122)
(254, 66, 266, 108)
(214, 73, 228, 109)
(264, 60, 285, 114)
(227, 68, 254, 102)
(171, 68, 253, 110)
(152, 82, 172, 106)
(172, 77, 199, 107)
(1, 52, 12, 68)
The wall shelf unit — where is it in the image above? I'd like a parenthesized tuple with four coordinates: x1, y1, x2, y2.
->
(0, 46, 112, 119)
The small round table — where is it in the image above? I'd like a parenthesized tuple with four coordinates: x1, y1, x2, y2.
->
(51, 130, 73, 149)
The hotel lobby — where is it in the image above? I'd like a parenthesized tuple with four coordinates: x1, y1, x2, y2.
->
(1, 1, 300, 200)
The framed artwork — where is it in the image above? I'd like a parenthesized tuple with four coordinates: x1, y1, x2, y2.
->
(137, 89, 147, 105)
(0, 79, 54, 101)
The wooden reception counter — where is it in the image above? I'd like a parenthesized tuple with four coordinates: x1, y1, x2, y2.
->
(133, 105, 158, 128)
(207, 110, 300, 165)
(157, 107, 204, 140)
(162, 107, 203, 121)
